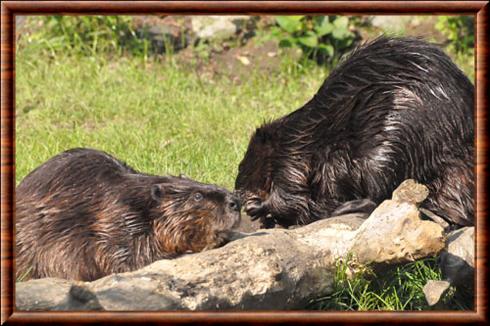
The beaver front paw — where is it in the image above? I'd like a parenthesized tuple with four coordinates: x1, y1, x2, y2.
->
(244, 197, 269, 220)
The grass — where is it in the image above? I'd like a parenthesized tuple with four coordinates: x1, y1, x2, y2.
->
(15, 46, 326, 188)
(309, 256, 472, 311)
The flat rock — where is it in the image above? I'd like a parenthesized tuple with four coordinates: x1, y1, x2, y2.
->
(423, 280, 451, 306)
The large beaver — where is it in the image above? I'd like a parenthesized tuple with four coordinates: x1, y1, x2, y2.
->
(16, 148, 241, 281)
(235, 37, 474, 229)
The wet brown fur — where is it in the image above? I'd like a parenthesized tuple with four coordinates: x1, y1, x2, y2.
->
(235, 37, 474, 229)
(16, 148, 241, 281)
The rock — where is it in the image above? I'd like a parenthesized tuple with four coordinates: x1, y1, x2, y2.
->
(351, 180, 445, 264)
(439, 227, 474, 286)
(423, 280, 451, 306)
(191, 16, 251, 41)
(59, 285, 104, 310)
(133, 16, 191, 53)
(370, 16, 417, 33)
(16, 278, 72, 311)
(392, 179, 429, 204)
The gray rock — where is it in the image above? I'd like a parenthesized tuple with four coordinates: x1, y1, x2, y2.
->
(439, 227, 474, 286)
(16, 278, 72, 311)
(423, 227, 475, 307)
(191, 16, 250, 41)
(16, 216, 360, 311)
(423, 280, 451, 306)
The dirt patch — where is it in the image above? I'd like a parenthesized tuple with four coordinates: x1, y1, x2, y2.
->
(176, 39, 295, 83)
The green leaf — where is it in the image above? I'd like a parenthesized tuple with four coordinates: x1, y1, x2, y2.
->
(298, 32, 318, 47)
(319, 43, 334, 57)
(278, 37, 294, 48)
(314, 17, 334, 36)
(275, 16, 303, 33)
(313, 16, 327, 25)
(333, 16, 349, 29)
(332, 27, 352, 39)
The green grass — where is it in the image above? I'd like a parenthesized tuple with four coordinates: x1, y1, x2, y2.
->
(16, 48, 326, 188)
(309, 256, 472, 311)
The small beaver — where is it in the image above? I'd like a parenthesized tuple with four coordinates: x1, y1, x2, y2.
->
(235, 37, 474, 229)
(16, 148, 241, 281)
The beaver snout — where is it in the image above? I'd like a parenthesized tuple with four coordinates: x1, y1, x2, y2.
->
(224, 194, 241, 230)
(227, 195, 241, 212)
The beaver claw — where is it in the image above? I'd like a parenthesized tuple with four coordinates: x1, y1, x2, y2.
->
(245, 200, 268, 221)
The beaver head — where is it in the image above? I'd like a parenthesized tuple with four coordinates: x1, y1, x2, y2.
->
(235, 126, 278, 211)
(149, 175, 241, 255)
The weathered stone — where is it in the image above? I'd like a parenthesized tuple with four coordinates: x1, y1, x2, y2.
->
(392, 179, 429, 204)
(16, 278, 72, 311)
(191, 16, 251, 41)
(351, 200, 445, 264)
(446, 227, 474, 268)
(423, 280, 451, 306)
(16, 279, 105, 311)
(439, 227, 474, 286)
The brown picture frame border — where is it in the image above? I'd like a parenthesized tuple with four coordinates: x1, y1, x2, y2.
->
(1, 1, 488, 324)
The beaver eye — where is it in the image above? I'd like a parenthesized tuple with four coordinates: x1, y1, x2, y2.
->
(193, 192, 203, 202)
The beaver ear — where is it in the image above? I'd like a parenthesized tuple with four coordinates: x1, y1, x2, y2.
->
(151, 184, 165, 201)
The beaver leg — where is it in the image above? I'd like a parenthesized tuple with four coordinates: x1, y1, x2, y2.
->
(423, 163, 474, 228)
(330, 199, 377, 217)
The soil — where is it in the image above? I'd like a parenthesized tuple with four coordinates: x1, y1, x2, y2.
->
(177, 39, 292, 83)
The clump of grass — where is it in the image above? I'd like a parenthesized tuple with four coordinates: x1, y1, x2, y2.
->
(17, 16, 149, 58)
(309, 256, 471, 311)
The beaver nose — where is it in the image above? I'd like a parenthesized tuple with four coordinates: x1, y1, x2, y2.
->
(227, 196, 241, 212)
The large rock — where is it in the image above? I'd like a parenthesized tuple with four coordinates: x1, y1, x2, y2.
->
(439, 227, 474, 286)
(191, 16, 251, 41)
(16, 180, 447, 311)
(351, 180, 445, 264)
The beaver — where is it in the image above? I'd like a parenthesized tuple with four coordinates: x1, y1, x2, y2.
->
(16, 148, 241, 281)
(235, 36, 474, 229)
